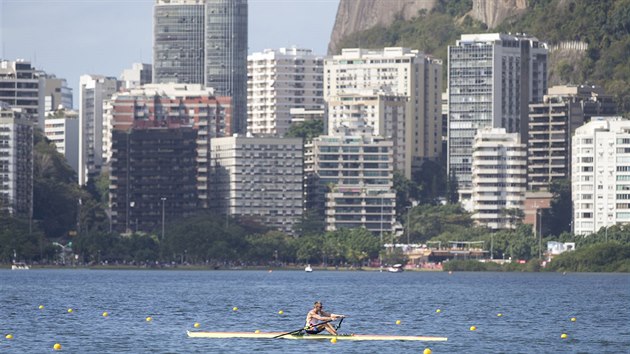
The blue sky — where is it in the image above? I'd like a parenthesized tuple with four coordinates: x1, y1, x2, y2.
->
(0, 0, 339, 107)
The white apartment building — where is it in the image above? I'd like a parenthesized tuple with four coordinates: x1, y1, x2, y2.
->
(572, 117, 630, 236)
(327, 90, 409, 174)
(324, 47, 442, 170)
(247, 47, 324, 136)
(471, 127, 527, 230)
(305, 131, 396, 234)
(120, 63, 152, 90)
(448, 33, 547, 194)
(210, 136, 303, 234)
(79, 74, 119, 185)
(0, 103, 33, 217)
(44, 109, 79, 175)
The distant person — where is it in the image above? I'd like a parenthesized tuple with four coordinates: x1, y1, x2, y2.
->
(304, 301, 344, 335)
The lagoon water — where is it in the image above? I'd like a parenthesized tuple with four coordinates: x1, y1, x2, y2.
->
(1, 269, 629, 353)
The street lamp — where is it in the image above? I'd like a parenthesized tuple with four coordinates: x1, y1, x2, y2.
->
(161, 197, 166, 241)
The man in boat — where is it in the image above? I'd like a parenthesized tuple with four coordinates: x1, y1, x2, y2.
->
(304, 301, 344, 335)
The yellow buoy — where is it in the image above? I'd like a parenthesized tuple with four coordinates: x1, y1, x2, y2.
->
(146, 316, 153, 322)
(233, 307, 238, 311)
(330, 337, 337, 344)
(67, 308, 73, 313)
(194, 322, 200, 328)
(423, 349, 432, 354)
(5, 334, 13, 340)
(278, 310, 284, 315)
(561, 333, 568, 339)
(497, 313, 503, 317)
(255, 330, 261, 334)
(570, 317, 576, 322)
(436, 309, 441, 313)
(395, 320, 401, 325)
(38, 305, 44, 310)
(102, 312, 109, 317)
(470, 326, 477, 331)
(53, 343, 62, 351)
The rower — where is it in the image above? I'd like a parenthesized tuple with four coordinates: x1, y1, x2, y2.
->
(304, 301, 345, 335)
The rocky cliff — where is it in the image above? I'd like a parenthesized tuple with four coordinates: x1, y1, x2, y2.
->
(328, 0, 529, 54)
(327, 0, 437, 54)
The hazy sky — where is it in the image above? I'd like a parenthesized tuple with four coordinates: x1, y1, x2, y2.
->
(0, 0, 340, 107)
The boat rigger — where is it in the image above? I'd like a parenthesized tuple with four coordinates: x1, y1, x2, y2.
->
(186, 330, 447, 342)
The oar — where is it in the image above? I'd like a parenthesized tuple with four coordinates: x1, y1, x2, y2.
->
(272, 318, 337, 339)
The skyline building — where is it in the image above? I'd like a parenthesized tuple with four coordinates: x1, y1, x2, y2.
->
(305, 128, 396, 234)
(153, 0, 248, 133)
(528, 84, 617, 192)
(448, 33, 548, 195)
(44, 108, 80, 176)
(210, 136, 303, 234)
(120, 63, 153, 90)
(78, 74, 119, 185)
(0, 103, 33, 217)
(247, 47, 324, 136)
(572, 117, 630, 236)
(0, 59, 44, 125)
(105, 83, 232, 209)
(471, 127, 527, 230)
(324, 47, 443, 174)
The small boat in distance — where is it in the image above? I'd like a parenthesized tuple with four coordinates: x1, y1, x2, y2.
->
(11, 262, 30, 270)
(305, 264, 313, 272)
(387, 264, 403, 273)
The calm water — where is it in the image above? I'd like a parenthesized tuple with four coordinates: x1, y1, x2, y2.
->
(1, 269, 629, 353)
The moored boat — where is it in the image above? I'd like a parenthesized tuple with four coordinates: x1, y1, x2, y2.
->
(305, 264, 313, 272)
(387, 264, 403, 273)
(11, 262, 30, 270)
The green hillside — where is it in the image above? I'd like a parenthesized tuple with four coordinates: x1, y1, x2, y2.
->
(336, 0, 630, 114)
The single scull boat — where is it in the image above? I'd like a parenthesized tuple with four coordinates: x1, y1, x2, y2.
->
(186, 330, 447, 341)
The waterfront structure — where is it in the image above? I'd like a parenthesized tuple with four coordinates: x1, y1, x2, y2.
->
(247, 47, 324, 136)
(210, 136, 303, 234)
(528, 85, 617, 191)
(120, 63, 152, 90)
(110, 123, 198, 233)
(153, 0, 248, 133)
(43, 75, 73, 111)
(471, 127, 527, 230)
(324, 47, 442, 172)
(305, 130, 396, 234)
(78, 74, 119, 185)
(104, 83, 232, 208)
(44, 108, 80, 175)
(572, 117, 630, 236)
(327, 90, 409, 174)
(0, 59, 43, 124)
(448, 33, 548, 194)
(0, 103, 33, 217)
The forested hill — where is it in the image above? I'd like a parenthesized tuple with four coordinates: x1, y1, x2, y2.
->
(335, 0, 630, 114)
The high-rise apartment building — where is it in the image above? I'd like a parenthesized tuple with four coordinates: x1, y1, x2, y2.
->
(110, 125, 199, 233)
(324, 48, 442, 171)
(105, 83, 232, 208)
(210, 136, 303, 234)
(448, 33, 548, 194)
(327, 90, 409, 174)
(528, 85, 617, 191)
(247, 47, 324, 136)
(78, 74, 119, 185)
(305, 131, 396, 234)
(120, 63, 152, 90)
(471, 128, 527, 230)
(0, 59, 43, 124)
(0, 103, 33, 217)
(44, 108, 80, 175)
(153, 0, 248, 133)
(154, 0, 205, 85)
(572, 117, 630, 236)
